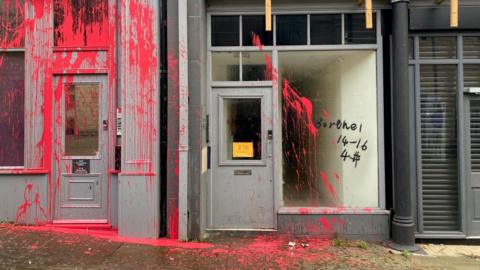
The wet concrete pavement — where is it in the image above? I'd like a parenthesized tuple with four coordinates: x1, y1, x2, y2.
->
(0, 224, 479, 269)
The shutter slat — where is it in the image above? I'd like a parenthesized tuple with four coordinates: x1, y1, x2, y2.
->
(420, 64, 460, 232)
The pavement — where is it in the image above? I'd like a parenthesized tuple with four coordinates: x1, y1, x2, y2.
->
(0, 223, 479, 270)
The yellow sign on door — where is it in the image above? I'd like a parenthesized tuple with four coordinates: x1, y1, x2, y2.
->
(233, 142, 254, 158)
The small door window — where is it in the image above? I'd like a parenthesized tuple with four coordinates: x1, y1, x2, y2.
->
(222, 98, 262, 161)
(65, 83, 100, 157)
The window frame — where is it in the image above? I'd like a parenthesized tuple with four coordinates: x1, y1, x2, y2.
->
(0, 0, 26, 169)
(207, 10, 386, 212)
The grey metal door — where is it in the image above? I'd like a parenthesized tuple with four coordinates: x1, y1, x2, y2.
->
(465, 94, 480, 236)
(209, 88, 274, 229)
(53, 75, 109, 223)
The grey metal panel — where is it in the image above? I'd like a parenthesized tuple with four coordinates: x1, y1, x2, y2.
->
(118, 0, 160, 238)
(0, 175, 48, 224)
(277, 213, 390, 241)
(118, 175, 159, 238)
(410, 7, 480, 30)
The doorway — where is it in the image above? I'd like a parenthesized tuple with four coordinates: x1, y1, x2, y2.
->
(209, 88, 274, 229)
(465, 94, 480, 236)
(52, 75, 109, 223)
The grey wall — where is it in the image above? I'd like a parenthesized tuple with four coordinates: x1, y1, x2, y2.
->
(0, 175, 48, 224)
(187, 0, 207, 240)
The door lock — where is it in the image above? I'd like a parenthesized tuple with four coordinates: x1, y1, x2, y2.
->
(103, 120, 109, 131)
(267, 130, 273, 140)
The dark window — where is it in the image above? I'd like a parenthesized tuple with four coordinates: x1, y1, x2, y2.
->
(0, 0, 25, 48)
(0, 52, 24, 166)
(276, 15, 307, 45)
(345, 13, 377, 44)
(310, 14, 342, 45)
(54, 0, 109, 47)
(223, 98, 262, 160)
(419, 36, 457, 59)
(242, 15, 273, 46)
(211, 16, 239, 46)
(242, 52, 272, 81)
(65, 84, 100, 157)
(464, 36, 480, 59)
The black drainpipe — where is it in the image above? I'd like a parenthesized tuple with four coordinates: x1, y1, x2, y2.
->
(390, 0, 418, 251)
(159, 0, 168, 237)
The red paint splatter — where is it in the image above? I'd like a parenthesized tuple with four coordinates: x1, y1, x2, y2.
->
(6, 225, 212, 249)
(15, 183, 47, 224)
(320, 171, 335, 197)
(319, 217, 332, 232)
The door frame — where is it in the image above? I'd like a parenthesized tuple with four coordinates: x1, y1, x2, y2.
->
(208, 87, 275, 230)
(52, 74, 111, 223)
(464, 93, 480, 237)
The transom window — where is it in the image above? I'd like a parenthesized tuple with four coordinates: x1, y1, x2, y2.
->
(210, 13, 377, 47)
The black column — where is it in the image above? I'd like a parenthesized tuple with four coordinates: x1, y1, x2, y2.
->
(390, 0, 418, 251)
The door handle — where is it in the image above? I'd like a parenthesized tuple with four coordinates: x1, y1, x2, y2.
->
(103, 120, 109, 131)
(267, 130, 273, 158)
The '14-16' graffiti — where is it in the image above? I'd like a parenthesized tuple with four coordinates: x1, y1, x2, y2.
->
(316, 118, 368, 168)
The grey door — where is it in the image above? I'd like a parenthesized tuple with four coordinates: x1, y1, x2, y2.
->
(209, 88, 274, 229)
(465, 94, 480, 236)
(53, 75, 109, 223)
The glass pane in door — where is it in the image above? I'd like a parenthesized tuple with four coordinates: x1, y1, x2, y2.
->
(65, 84, 100, 156)
(223, 98, 261, 160)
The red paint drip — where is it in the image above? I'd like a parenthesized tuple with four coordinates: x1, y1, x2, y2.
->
(320, 171, 335, 197)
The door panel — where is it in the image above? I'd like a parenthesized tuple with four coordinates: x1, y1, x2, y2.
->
(53, 75, 108, 222)
(466, 96, 480, 236)
(209, 88, 274, 229)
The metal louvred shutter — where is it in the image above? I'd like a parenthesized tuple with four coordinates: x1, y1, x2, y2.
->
(466, 65, 480, 172)
(470, 100, 480, 172)
(420, 64, 460, 232)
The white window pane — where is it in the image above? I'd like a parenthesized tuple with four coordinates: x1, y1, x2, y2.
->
(280, 50, 378, 208)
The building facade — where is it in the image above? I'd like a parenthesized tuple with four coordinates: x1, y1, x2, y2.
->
(1, 0, 479, 242)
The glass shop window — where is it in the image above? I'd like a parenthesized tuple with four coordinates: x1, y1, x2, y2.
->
(212, 52, 240, 81)
(310, 14, 342, 45)
(280, 50, 378, 208)
(242, 15, 273, 46)
(276, 15, 307, 45)
(344, 13, 376, 44)
(0, 52, 25, 167)
(211, 16, 240, 47)
(212, 51, 272, 82)
(54, 0, 109, 47)
(242, 51, 272, 81)
(0, 1, 25, 167)
(65, 84, 100, 157)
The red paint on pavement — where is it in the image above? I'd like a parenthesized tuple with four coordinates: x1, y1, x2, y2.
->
(7, 225, 212, 249)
